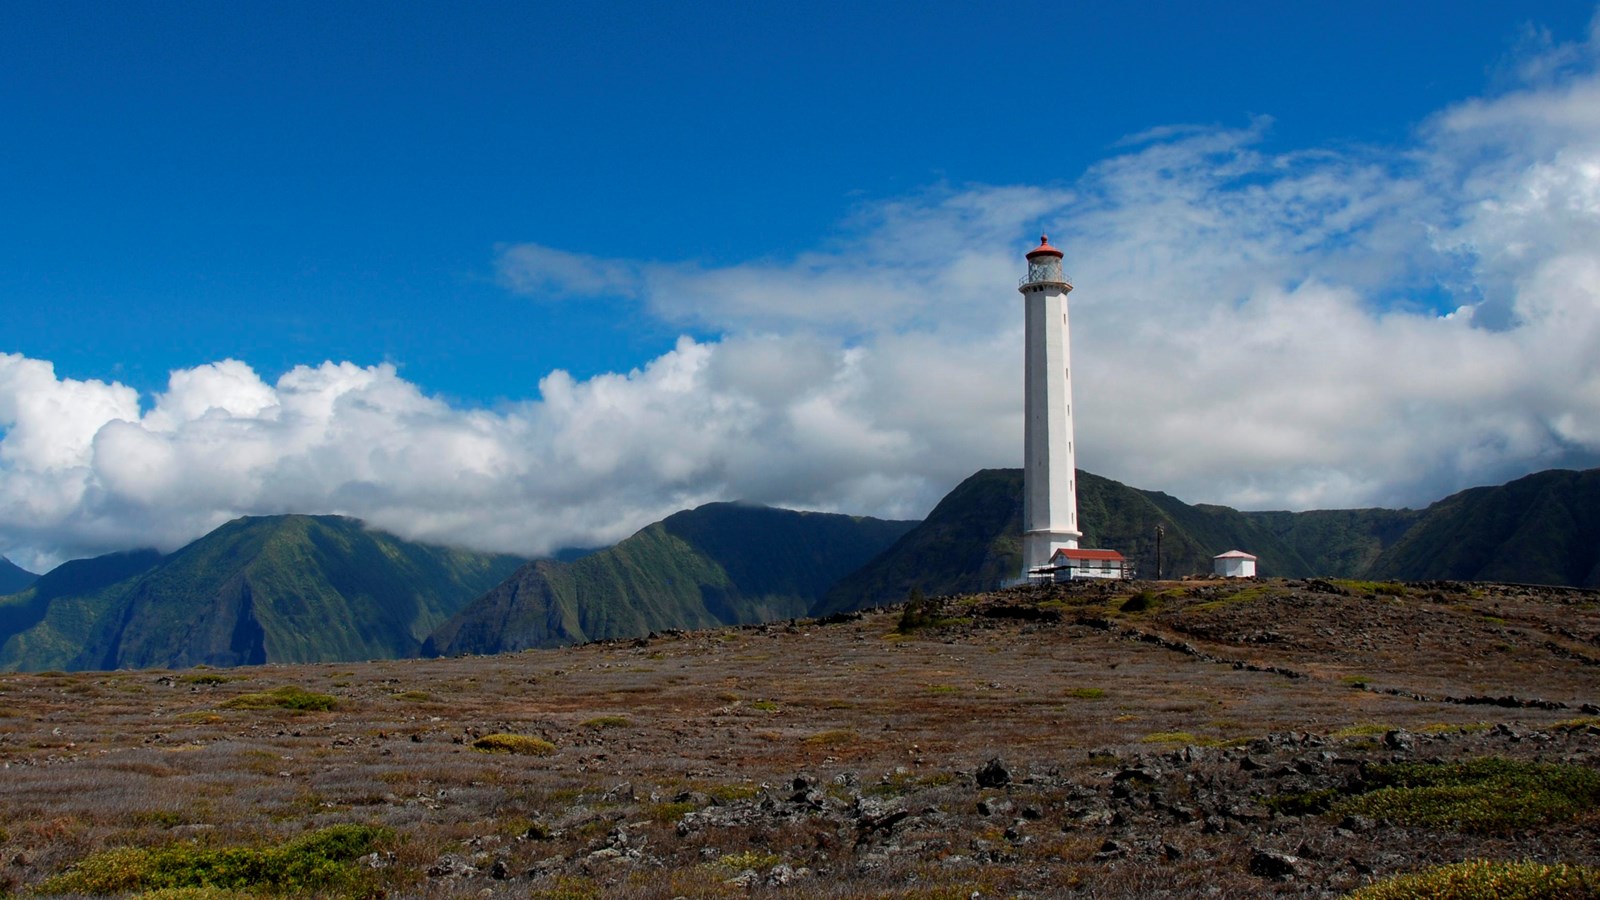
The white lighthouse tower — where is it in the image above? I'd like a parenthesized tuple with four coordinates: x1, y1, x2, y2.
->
(1019, 235, 1082, 578)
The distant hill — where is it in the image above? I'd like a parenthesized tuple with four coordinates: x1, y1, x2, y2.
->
(0, 516, 524, 672)
(4, 467, 1593, 671)
(426, 502, 916, 656)
(1367, 468, 1600, 587)
(823, 466, 1600, 610)
(0, 550, 164, 670)
(0, 557, 39, 595)
(820, 468, 1325, 612)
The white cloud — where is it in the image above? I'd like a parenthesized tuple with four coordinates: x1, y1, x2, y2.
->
(6, 14, 1600, 571)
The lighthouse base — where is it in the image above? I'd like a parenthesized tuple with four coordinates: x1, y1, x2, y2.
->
(1022, 529, 1082, 580)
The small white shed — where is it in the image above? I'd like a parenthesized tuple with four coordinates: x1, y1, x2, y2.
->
(1213, 550, 1258, 578)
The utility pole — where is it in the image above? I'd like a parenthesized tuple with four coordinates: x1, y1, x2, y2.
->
(1154, 524, 1165, 581)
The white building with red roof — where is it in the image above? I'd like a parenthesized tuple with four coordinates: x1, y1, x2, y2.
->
(1213, 550, 1258, 578)
(1045, 547, 1128, 582)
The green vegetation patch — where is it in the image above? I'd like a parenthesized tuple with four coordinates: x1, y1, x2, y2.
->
(1118, 590, 1160, 613)
(1063, 687, 1106, 700)
(472, 733, 556, 756)
(1346, 859, 1600, 900)
(128, 883, 256, 890)
(219, 686, 337, 712)
(867, 770, 957, 797)
(1264, 787, 1341, 817)
(705, 783, 761, 803)
(897, 590, 935, 632)
(1339, 757, 1600, 834)
(714, 851, 784, 873)
(1329, 579, 1409, 597)
(1333, 723, 1397, 738)
(1140, 731, 1211, 746)
(38, 823, 390, 896)
(1187, 584, 1275, 614)
(180, 673, 237, 686)
(804, 728, 858, 747)
(645, 800, 699, 822)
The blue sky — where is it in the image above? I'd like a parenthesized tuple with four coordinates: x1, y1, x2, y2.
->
(3, 2, 1600, 569)
(7, 1, 1588, 399)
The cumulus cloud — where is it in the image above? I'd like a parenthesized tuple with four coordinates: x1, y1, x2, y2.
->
(5, 14, 1600, 570)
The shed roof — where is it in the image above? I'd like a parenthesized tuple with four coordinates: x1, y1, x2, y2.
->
(1213, 550, 1258, 560)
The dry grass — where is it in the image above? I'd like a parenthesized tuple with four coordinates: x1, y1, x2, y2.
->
(1, 579, 1598, 897)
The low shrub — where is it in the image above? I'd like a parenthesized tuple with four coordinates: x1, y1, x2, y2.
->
(646, 800, 699, 822)
(715, 851, 783, 873)
(897, 588, 935, 633)
(220, 686, 336, 712)
(1265, 787, 1340, 817)
(1140, 731, 1204, 745)
(582, 715, 630, 728)
(867, 770, 957, 797)
(1334, 722, 1396, 738)
(705, 783, 761, 802)
(803, 728, 857, 747)
(38, 824, 390, 896)
(1346, 859, 1600, 899)
(128, 883, 256, 890)
(1119, 590, 1157, 613)
(472, 733, 556, 756)
(1339, 757, 1600, 834)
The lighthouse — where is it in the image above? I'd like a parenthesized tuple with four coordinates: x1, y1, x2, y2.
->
(1019, 235, 1082, 578)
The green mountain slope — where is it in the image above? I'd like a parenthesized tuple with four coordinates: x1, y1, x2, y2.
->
(0, 557, 38, 595)
(813, 469, 1027, 614)
(1243, 508, 1421, 577)
(0, 550, 164, 671)
(1368, 469, 1600, 587)
(822, 468, 1331, 613)
(0, 516, 524, 672)
(426, 502, 916, 655)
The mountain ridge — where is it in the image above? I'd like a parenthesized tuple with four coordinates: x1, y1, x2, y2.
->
(3, 467, 1594, 671)
(425, 502, 917, 656)
(822, 466, 1598, 610)
(0, 556, 38, 595)
(0, 516, 524, 671)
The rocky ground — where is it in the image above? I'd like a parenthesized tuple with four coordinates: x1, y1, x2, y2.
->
(1, 577, 1597, 897)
